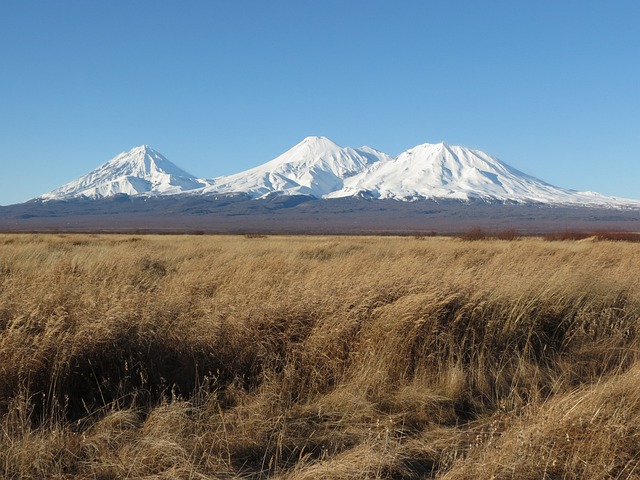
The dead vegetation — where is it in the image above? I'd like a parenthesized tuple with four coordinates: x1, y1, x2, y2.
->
(543, 230, 640, 242)
(1, 233, 640, 478)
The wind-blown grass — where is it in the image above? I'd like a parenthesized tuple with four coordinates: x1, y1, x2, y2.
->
(1, 233, 639, 478)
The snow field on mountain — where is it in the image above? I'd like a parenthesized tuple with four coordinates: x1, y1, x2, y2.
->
(40, 145, 206, 200)
(39, 137, 640, 208)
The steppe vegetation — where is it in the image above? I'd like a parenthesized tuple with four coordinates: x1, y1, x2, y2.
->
(1, 233, 640, 479)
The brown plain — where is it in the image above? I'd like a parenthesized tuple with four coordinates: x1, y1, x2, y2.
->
(1, 234, 640, 479)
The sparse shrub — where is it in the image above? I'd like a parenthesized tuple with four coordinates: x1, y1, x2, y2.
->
(495, 228, 520, 240)
(595, 230, 640, 242)
(461, 228, 520, 241)
(544, 230, 595, 241)
(244, 233, 268, 239)
(413, 231, 438, 240)
(460, 226, 488, 241)
(544, 230, 640, 242)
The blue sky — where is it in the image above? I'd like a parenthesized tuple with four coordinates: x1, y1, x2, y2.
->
(1, 0, 638, 205)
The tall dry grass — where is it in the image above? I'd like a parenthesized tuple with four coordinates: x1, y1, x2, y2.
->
(1, 233, 640, 478)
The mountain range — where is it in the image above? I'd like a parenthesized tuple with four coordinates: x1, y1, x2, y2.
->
(37, 137, 640, 208)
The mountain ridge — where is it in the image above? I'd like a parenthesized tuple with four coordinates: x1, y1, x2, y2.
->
(198, 136, 392, 198)
(35, 137, 640, 209)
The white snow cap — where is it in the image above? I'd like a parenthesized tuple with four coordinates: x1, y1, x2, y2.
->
(40, 145, 206, 200)
(199, 136, 392, 198)
(39, 138, 640, 208)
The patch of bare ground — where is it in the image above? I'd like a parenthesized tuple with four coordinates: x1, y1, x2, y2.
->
(1, 233, 640, 478)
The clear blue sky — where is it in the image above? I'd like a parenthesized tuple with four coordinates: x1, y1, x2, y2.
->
(1, 0, 639, 205)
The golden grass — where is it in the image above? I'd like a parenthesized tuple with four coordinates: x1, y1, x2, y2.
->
(1, 233, 640, 478)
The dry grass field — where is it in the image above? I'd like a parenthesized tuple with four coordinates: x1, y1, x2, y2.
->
(1, 233, 640, 479)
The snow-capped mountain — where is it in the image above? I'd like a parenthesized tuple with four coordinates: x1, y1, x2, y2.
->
(40, 145, 206, 200)
(199, 136, 391, 198)
(329, 142, 638, 207)
(37, 138, 639, 209)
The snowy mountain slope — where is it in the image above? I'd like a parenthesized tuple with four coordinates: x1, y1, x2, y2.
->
(199, 136, 392, 198)
(37, 139, 639, 209)
(40, 145, 206, 200)
(328, 142, 640, 207)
